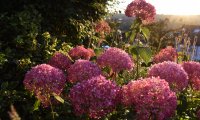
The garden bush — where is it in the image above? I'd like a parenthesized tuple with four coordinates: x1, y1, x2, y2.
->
(1, 0, 200, 120)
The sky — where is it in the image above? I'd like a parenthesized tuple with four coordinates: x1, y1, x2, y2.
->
(116, 0, 200, 15)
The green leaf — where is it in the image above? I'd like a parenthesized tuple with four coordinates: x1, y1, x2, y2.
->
(125, 30, 137, 44)
(140, 26, 150, 40)
(129, 45, 138, 59)
(138, 47, 152, 64)
(1, 82, 8, 90)
(129, 46, 138, 55)
(125, 31, 131, 38)
(130, 18, 141, 29)
(33, 100, 40, 111)
(129, 30, 137, 44)
(94, 48, 103, 56)
(52, 93, 64, 103)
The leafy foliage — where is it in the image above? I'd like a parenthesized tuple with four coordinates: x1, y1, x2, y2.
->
(0, 0, 112, 119)
(1, 0, 200, 120)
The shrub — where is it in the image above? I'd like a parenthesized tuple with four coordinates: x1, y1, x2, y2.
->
(153, 46, 177, 63)
(121, 77, 177, 120)
(69, 75, 120, 119)
(148, 61, 188, 92)
(23, 64, 66, 107)
(97, 47, 134, 73)
(48, 52, 72, 72)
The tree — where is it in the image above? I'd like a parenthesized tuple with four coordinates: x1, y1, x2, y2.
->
(147, 18, 177, 51)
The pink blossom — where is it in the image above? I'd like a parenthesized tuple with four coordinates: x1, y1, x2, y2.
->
(182, 61, 200, 90)
(87, 48, 95, 57)
(189, 76, 200, 90)
(69, 75, 120, 119)
(181, 61, 200, 80)
(69, 46, 95, 60)
(95, 20, 111, 34)
(148, 61, 188, 92)
(153, 46, 178, 63)
(23, 64, 66, 107)
(48, 52, 72, 72)
(125, 0, 156, 24)
(97, 47, 134, 73)
(121, 77, 177, 120)
(67, 60, 101, 83)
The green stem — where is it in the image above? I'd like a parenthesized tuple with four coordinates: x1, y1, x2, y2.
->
(88, 38, 91, 48)
(49, 98, 55, 120)
(136, 33, 139, 79)
(157, 38, 163, 52)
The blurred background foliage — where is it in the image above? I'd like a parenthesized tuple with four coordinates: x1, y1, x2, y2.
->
(0, 0, 114, 119)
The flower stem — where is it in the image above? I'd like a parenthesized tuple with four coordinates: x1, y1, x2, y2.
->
(136, 33, 139, 79)
(49, 98, 55, 120)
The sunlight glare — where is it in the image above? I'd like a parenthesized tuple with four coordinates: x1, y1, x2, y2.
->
(147, 0, 200, 15)
(120, 0, 200, 15)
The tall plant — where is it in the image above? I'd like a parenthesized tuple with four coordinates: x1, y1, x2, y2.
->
(125, 0, 156, 78)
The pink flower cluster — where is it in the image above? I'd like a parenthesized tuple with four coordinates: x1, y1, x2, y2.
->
(69, 75, 120, 119)
(125, 0, 156, 24)
(67, 60, 102, 83)
(121, 77, 177, 120)
(48, 52, 72, 72)
(97, 47, 134, 73)
(153, 46, 178, 63)
(69, 46, 95, 60)
(182, 61, 200, 90)
(182, 61, 200, 79)
(95, 20, 111, 34)
(23, 64, 66, 107)
(148, 61, 188, 92)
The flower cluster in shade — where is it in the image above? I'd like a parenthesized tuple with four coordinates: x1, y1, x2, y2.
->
(48, 52, 72, 72)
(23, 64, 66, 107)
(121, 77, 177, 120)
(97, 47, 134, 73)
(153, 46, 178, 63)
(67, 60, 102, 83)
(69, 75, 120, 119)
(125, 0, 156, 24)
(182, 61, 200, 90)
(148, 61, 188, 92)
(95, 20, 111, 34)
(196, 109, 200, 119)
(69, 46, 95, 60)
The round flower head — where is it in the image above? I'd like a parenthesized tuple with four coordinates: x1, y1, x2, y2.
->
(67, 60, 101, 83)
(69, 46, 95, 60)
(189, 76, 200, 90)
(121, 77, 177, 120)
(87, 48, 95, 57)
(95, 20, 111, 34)
(23, 64, 66, 107)
(153, 46, 178, 63)
(69, 75, 120, 119)
(125, 0, 156, 24)
(148, 61, 188, 92)
(97, 47, 134, 73)
(48, 52, 72, 72)
(182, 61, 200, 80)
(182, 61, 200, 90)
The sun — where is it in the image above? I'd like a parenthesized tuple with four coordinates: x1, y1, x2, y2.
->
(146, 0, 200, 15)
(119, 0, 200, 15)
